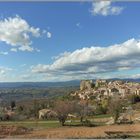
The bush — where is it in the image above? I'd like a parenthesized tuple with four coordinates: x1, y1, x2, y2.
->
(95, 105, 107, 115)
(82, 119, 92, 127)
(11, 114, 27, 121)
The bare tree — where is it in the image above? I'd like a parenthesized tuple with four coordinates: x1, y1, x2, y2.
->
(75, 100, 90, 123)
(108, 98, 124, 123)
(54, 100, 75, 126)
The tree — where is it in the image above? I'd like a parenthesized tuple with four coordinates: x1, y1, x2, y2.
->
(11, 101, 16, 110)
(125, 105, 133, 122)
(54, 100, 75, 126)
(33, 100, 40, 118)
(108, 98, 124, 123)
(95, 98, 110, 115)
(17, 105, 24, 113)
(75, 100, 90, 123)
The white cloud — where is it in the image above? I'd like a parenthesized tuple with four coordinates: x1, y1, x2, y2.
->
(30, 38, 140, 81)
(0, 51, 8, 55)
(0, 66, 12, 75)
(35, 48, 41, 52)
(18, 45, 34, 52)
(90, 1, 123, 16)
(47, 32, 52, 38)
(10, 48, 17, 52)
(0, 15, 41, 52)
(130, 74, 140, 79)
(52, 51, 71, 60)
(0, 69, 5, 75)
(0, 67, 16, 82)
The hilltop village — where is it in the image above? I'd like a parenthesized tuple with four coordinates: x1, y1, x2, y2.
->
(71, 79, 140, 100)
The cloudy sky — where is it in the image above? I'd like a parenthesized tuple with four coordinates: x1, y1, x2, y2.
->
(0, 1, 140, 82)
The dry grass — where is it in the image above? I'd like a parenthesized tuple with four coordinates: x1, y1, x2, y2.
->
(19, 123, 140, 139)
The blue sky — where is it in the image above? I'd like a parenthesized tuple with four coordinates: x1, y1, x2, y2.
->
(0, 1, 140, 82)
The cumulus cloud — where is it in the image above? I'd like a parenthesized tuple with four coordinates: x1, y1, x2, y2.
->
(90, 1, 123, 16)
(31, 38, 140, 80)
(0, 15, 41, 52)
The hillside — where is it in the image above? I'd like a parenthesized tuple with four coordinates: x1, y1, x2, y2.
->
(0, 86, 79, 105)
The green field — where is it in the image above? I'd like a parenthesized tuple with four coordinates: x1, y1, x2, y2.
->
(0, 114, 111, 129)
(0, 120, 61, 129)
(93, 114, 111, 118)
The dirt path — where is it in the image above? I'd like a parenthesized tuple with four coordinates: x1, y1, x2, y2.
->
(19, 123, 140, 139)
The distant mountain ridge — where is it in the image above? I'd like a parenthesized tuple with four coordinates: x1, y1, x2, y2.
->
(0, 78, 140, 89)
(0, 80, 80, 88)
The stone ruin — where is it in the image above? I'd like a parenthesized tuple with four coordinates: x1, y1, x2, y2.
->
(80, 80, 94, 91)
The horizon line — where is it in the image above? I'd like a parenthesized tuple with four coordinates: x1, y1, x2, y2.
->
(0, 78, 139, 83)
(0, 0, 139, 2)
